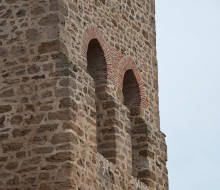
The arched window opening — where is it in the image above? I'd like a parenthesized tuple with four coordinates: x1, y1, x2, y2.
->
(122, 69, 148, 184)
(122, 69, 141, 109)
(87, 39, 116, 163)
(87, 39, 107, 87)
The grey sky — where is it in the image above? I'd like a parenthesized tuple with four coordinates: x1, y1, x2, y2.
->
(156, 0, 220, 190)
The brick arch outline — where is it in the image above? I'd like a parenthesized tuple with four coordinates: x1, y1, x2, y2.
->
(116, 56, 148, 108)
(81, 25, 113, 82)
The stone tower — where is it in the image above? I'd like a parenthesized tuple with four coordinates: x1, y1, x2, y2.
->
(0, 0, 168, 189)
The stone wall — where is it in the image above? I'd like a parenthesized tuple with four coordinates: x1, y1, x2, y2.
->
(0, 0, 168, 189)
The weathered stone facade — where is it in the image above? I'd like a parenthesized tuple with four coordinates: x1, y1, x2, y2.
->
(0, 0, 168, 189)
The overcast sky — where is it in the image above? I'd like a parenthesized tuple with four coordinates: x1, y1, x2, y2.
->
(156, 0, 220, 189)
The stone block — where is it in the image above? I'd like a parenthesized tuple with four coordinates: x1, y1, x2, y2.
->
(11, 46, 26, 57)
(0, 105, 12, 113)
(2, 142, 23, 153)
(59, 97, 78, 111)
(12, 129, 31, 138)
(38, 40, 60, 54)
(32, 147, 53, 154)
(31, 6, 45, 16)
(5, 161, 18, 170)
(25, 114, 44, 125)
(51, 132, 78, 145)
(27, 64, 41, 74)
(0, 88, 14, 98)
(0, 133, 9, 142)
(46, 152, 75, 163)
(10, 115, 23, 125)
(39, 14, 59, 26)
(0, 47, 8, 57)
(48, 110, 76, 121)
(37, 124, 58, 133)
(62, 122, 84, 137)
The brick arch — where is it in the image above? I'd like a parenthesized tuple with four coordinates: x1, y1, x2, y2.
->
(82, 25, 113, 82)
(116, 56, 148, 108)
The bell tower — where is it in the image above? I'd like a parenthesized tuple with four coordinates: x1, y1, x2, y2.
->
(0, 0, 168, 189)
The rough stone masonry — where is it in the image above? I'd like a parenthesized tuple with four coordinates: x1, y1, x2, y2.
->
(0, 0, 168, 189)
